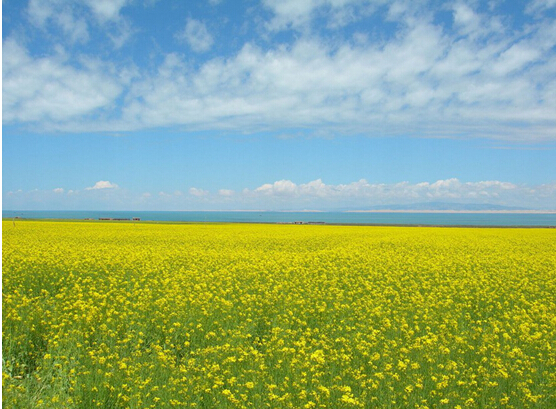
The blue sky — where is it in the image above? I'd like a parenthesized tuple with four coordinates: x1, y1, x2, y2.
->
(2, 0, 556, 210)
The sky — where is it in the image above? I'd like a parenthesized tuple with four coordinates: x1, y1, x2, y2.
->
(2, 0, 556, 211)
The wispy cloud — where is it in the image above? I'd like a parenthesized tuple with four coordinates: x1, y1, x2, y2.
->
(26, 0, 130, 43)
(176, 18, 214, 53)
(262, 0, 388, 32)
(486, 145, 555, 151)
(27, 0, 90, 43)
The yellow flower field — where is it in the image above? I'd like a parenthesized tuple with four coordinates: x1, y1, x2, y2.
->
(2, 221, 555, 408)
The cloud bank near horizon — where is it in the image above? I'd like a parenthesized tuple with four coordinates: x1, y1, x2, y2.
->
(4, 178, 556, 211)
(3, 0, 556, 141)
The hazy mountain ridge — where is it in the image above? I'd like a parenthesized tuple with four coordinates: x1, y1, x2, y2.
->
(343, 202, 531, 212)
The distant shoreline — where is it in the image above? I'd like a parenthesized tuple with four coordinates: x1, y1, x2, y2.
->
(345, 209, 556, 214)
(3, 218, 555, 229)
(4, 210, 555, 228)
(5, 209, 556, 214)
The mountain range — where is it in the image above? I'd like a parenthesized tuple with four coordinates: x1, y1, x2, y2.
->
(344, 202, 530, 212)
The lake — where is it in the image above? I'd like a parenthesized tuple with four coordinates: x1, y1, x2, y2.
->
(3, 210, 556, 226)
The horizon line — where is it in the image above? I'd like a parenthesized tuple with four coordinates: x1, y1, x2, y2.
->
(4, 209, 556, 214)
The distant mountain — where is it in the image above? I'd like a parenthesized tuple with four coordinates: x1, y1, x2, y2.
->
(345, 202, 530, 211)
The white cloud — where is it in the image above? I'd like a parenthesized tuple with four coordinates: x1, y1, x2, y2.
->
(176, 18, 214, 53)
(56, 11, 90, 44)
(86, 180, 119, 190)
(2, 38, 122, 124)
(262, 0, 321, 31)
(255, 180, 298, 196)
(84, 0, 128, 22)
(218, 189, 235, 197)
(189, 187, 209, 197)
(115, 11, 556, 140)
(27, 0, 89, 43)
(53, 188, 65, 193)
(26, 0, 130, 44)
(5, 179, 556, 211)
(452, 2, 484, 38)
(3, 1, 556, 141)
(240, 178, 530, 207)
(526, 0, 556, 14)
(262, 0, 388, 31)
(108, 19, 135, 49)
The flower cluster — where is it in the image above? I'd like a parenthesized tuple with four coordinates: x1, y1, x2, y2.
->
(3, 221, 555, 408)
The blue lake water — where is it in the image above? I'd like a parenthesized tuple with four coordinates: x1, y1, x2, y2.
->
(3, 210, 556, 226)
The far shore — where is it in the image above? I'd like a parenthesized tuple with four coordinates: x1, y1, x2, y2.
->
(345, 209, 556, 214)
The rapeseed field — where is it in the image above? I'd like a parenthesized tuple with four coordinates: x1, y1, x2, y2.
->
(2, 221, 555, 408)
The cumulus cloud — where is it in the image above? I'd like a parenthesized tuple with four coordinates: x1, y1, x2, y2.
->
(118, 10, 556, 140)
(255, 180, 298, 196)
(86, 180, 119, 190)
(4, 179, 556, 210)
(84, 0, 129, 22)
(189, 187, 209, 197)
(53, 188, 65, 193)
(242, 178, 534, 208)
(176, 18, 214, 53)
(2, 38, 122, 124)
(3, 1, 556, 141)
(218, 189, 235, 197)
